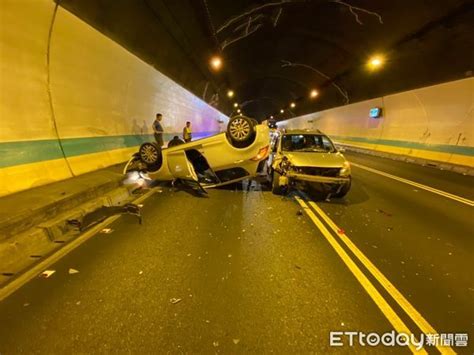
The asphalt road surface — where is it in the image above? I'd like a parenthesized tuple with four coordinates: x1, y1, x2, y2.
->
(0, 151, 472, 354)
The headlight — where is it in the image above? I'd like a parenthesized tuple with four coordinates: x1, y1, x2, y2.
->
(339, 161, 351, 176)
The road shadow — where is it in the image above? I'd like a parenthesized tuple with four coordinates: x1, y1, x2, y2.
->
(171, 180, 209, 198)
(299, 180, 370, 206)
(215, 177, 271, 192)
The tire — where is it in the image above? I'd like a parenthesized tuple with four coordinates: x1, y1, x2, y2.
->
(271, 170, 283, 195)
(123, 156, 142, 174)
(333, 177, 351, 198)
(139, 142, 162, 166)
(227, 115, 256, 146)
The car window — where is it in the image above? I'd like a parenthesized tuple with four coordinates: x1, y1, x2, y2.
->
(281, 134, 335, 152)
(321, 135, 335, 152)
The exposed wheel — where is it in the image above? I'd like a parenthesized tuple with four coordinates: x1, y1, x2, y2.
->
(333, 177, 351, 198)
(139, 142, 162, 165)
(271, 170, 284, 195)
(123, 156, 142, 174)
(227, 115, 256, 146)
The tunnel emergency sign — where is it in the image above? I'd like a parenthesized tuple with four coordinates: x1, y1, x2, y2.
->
(369, 107, 383, 118)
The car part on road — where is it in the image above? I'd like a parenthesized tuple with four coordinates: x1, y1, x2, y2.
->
(67, 203, 142, 231)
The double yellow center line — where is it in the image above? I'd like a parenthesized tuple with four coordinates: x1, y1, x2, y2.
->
(295, 195, 455, 354)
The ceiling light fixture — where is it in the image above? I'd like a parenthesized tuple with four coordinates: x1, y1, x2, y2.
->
(368, 55, 385, 70)
(310, 89, 319, 98)
(210, 56, 222, 71)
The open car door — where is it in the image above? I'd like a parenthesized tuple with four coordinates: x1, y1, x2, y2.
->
(166, 150, 199, 181)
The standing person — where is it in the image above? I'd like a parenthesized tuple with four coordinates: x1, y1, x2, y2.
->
(153, 113, 164, 147)
(183, 121, 192, 143)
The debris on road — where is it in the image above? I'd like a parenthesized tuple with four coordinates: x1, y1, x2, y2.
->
(100, 228, 114, 234)
(296, 210, 303, 216)
(376, 209, 392, 217)
(387, 227, 393, 232)
(68, 268, 79, 274)
(233, 339, 240, 345)
(170, 298, 182, 304)
(39, 270, 55, 278)
(68, 203, 142, 232)
(139, 271, 143, 275)
(213, 341, 219, 347)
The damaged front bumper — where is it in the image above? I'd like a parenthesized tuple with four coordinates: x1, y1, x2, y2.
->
(286, 172, 350, 184)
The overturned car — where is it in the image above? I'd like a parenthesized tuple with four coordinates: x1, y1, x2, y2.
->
(124, 116, 270, 189)
(268, 130, 351, 197)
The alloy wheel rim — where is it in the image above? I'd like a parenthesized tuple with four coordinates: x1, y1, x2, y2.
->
(229, 118, 250, 141)
(142, 145, 158, 163)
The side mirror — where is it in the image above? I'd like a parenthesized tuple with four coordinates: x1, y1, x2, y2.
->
(337, 146, 346, 153)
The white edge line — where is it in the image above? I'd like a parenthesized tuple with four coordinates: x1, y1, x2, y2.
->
(0, 188, 157, 302)
(351, 162, 474, 207)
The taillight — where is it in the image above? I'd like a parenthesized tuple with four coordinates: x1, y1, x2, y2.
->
(250, 145, 270, 161)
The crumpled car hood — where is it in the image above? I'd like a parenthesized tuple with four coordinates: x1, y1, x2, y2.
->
(285, 152, 347, 168)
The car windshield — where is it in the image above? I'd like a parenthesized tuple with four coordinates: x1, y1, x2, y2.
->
(281, 134, 336, 153)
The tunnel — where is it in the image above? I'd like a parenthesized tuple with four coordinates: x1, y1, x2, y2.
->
(0, 0, 473, 353)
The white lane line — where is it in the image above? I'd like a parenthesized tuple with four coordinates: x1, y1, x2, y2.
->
(294, 196, 426, 354)
(351, 162, 474, 207)
(305, 197, 456, 355)
(0, 188, 157, 302)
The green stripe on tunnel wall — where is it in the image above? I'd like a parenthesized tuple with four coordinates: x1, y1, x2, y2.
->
(331, 136, 474, 156)
(0, 132, 219, 168)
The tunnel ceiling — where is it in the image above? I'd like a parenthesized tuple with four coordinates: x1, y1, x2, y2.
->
(57, 0, 473, 121)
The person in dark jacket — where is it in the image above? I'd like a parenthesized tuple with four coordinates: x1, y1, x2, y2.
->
(152, 113, 164, 147)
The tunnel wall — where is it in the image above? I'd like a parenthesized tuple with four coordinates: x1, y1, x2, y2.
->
(279, 78, 473, 169)
(0, 0, 228, 197)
